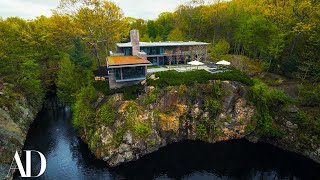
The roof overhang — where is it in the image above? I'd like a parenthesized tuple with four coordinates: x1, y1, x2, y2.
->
(108, 63, 152, 69)
(117, 41, 210, 48)
(107, 56, 152, 68)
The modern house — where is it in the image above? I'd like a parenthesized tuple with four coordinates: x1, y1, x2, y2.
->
(116, 30, 209, 66)
(106, 30, 209, 89)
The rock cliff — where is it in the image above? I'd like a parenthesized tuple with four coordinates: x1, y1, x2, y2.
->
(0, 83, 42, 178)
(80, 81, 256, 166)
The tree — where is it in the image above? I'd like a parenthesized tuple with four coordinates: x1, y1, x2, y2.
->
(167, 27, 185, 41)
(70, 38, 92, 69)
(147, 20, 157, 39)
(56, 56, 89, 104)
(56, 0, 129, 68)
(235, 15, 277, 58)
(209, 38, 230, 59)
(154, 12, 175, 41)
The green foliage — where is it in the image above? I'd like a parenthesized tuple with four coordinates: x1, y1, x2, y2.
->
(140, 0, 320, 80)
(144, 88, 160, 104)
(178, 84, 188, 97)
(17, 59, 44, 106)
(147, 70, 253, 87)
(72, 84, 97, 128)
(148, 139, 156, 146)
(236, 15, 278, 58)
(196, 123, 208, 140)
(265, 88, 292, 107)
(112, 129, 125, 148)
(298, 82, 320, 106)
(57, 56, 90, 104)
(99, 104, 116, 126)
(90, 133, 100, 148)
(226, 114, 232, 123)
(167, 27, 185, 41)
(126, 101, 139, 114)
(92, 81, 140, 100)
(204, 98, 221, 113)
(213, 126, 223, 137)
(70, 38, 92, 69)
(245, 123, 256, 133)
(209, 39, 230, 59)
(295, 110, 320, 135)
(248, 79, 289, 138)
(57, 0, 129, 67)
(134, 123, 151, 139)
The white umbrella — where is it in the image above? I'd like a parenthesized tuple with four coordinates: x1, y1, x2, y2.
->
(188, 60, 204, 66)
(188, 60, 204, 69)
(216, 60, 231, 66)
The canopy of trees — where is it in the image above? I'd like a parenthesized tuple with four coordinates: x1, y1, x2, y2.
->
(128, 0, 319, 81)
(0, 0, 319, 107)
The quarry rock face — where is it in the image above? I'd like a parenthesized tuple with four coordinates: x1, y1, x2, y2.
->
(81, 81, 257, 167)
(0, 90, 43, 178)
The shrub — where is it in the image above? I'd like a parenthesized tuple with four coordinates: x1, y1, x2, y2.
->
(112, 129, 125, 147)
(93, 81, 141, 100)
(245, 123, 256, 133)
(165, 86, 174, 91)
(134, 123, 151, 138)
(204, 97, 221, 114)
(100, 104, 116, 125)
(196, 123, 208, 140)
(147, 70, 253, 87)
(295, 110, 320, 135)
(126, 101, 139, 114)
(209, 38, 230, 59)
(213, 126, 223, 137)
(213, 84, 223, 98)
(248, 79, 287, 138)
(144, 88, 160, 104)
(296, 110, 312, 129)
(72, 84, 97, 128)
(178, 84, 188, 97)
(298, 82, 320, 106)
(148, 139, 156, 146)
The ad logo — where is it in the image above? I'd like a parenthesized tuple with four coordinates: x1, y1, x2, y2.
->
(7, 150, 46, 178)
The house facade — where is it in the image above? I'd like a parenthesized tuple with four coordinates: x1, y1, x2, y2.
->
(116, 30, 209, 66)
(106, 30, 209, 89)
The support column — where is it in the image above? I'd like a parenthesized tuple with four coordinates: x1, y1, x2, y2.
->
(145, 66, 147, 76)
(120, 68, 123, 80)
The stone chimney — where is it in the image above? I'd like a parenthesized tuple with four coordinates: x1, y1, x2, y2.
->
(130, 29, 140, 56)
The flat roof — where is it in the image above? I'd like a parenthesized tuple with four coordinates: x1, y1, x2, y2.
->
(117, 41, 209, 48)
(107, 56, 151, 67)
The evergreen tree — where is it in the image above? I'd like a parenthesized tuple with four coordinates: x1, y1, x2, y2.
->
(70, 38, 92, 69)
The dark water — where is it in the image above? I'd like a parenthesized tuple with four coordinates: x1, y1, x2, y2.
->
(14, 98, 320, 180)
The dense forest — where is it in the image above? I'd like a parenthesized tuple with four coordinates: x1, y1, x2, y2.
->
(0, 0, 319, 142)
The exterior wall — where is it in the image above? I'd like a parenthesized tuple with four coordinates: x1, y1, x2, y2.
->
(118, 44, 208, 66)
(108, 65, 147, 89)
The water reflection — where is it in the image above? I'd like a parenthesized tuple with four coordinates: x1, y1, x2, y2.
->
(14, 97, 320, 180)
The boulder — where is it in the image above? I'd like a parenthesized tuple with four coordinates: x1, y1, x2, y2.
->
(123, 131, 133, 145)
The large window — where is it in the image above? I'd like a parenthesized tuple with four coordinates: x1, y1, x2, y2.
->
(115, 66, 146, 81)
(141, 47, 163, 55)
(124, 48, 132, 55)
(147, 57, 158, 65)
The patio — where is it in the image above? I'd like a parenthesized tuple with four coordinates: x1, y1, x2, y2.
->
(147, 60, 230, 74)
